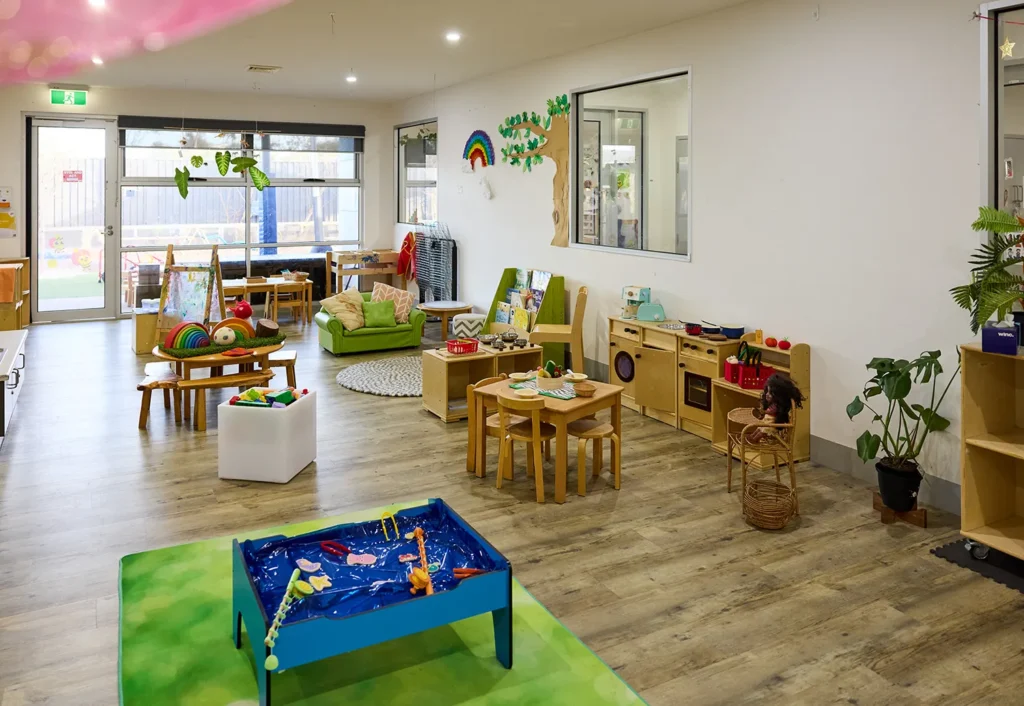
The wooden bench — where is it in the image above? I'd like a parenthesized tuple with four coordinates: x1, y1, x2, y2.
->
(138, 363, 182, 429)
(268, 350, 297, 388)
(178, 369, 275, 431)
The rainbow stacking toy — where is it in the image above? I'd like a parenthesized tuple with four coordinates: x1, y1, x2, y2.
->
(213, 317, 256, 340)
(164, 322, 211, 349)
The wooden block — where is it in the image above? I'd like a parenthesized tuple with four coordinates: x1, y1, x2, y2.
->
(872, 491, 927, 528)
(255, 319, 279, 338)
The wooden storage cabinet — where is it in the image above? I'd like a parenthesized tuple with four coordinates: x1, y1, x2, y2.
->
(421, 344, 543, 423)
(634, 345, 677, 425)
(0, 330, 27, 448)
(960, 344, 1024, 559)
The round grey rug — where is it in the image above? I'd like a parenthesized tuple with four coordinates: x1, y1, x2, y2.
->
(335, 356, 422, 397)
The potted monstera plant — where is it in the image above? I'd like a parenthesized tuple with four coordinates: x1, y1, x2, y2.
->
(846, 351, 959, 511)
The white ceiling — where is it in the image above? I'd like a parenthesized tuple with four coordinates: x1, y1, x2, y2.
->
(67, 0, 747, 101)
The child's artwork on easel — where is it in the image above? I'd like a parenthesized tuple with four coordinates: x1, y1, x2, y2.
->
(153, 244, 226, 346)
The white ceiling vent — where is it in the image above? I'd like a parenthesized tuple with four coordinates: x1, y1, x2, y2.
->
(246, 64, 282, 74)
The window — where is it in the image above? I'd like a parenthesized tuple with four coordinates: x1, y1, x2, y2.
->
(117, 119, 363, 312)
(397, 120, 437, 224)
(572, 71, 691, 257)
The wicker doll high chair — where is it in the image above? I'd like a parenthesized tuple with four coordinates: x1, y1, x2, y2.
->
(726, 406, 799, 515)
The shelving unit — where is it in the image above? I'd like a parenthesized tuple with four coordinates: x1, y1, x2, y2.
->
(960, 343, 1024, 560)
(484, 269, 565, 364)
(421, 344, 543, 422)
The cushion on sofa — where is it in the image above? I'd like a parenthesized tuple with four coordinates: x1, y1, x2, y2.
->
(320, 287, 365, 331)
(344, 322, 414, 337)
(362, 299, 397, 328)
(371, 282, 414, 323)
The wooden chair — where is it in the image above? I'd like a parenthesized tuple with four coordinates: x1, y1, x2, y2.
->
(568, 418, 620, 496)
(726, 407, 799, 514)
(467, 375, 512, 477)
(268, 282, 307, 324)
(137, 362, 182, 429)
(528, 286, 587, 373)
(268, 350, 297, 388)
(495, 394, 556, 503)
(178, 369, 274, 432)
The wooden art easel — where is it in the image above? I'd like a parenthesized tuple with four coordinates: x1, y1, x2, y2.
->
(153, 244, 227, 347)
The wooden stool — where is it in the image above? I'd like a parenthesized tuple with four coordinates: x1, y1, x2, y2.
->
(269, 282, 307, 323)
(137, 362, 182, 429)
(268, 350, 297, 388)
(178, 369, 274, 431)
(568, 418, 620, 496)
(495, 394, 556, 503)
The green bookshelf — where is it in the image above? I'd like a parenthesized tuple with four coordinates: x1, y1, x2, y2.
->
(484, 268, 565, 366)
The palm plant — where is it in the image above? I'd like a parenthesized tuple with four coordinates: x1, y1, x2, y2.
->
(950, 206, 1024, 333)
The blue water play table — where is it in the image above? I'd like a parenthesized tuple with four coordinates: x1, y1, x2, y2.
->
(231, 499, 513, 706)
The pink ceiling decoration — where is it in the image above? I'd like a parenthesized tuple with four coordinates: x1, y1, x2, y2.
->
(0, 0, 291, 85)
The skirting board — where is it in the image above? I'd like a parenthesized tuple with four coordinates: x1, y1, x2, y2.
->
(810, 435, 960, 516)
(584, 355, 961, 516)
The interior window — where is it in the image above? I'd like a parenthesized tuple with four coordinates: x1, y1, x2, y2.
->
(573, 72, 690, 257)
(397, 120, 438, 224)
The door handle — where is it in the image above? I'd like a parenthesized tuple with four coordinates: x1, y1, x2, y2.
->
(6, 369, 19, 389)
(14, 352, 24, 371)
(610, 342, 617, 347)
(635, 353, 642, 359)
(678, 362, 685, 368)
(104, 225, 114, 237)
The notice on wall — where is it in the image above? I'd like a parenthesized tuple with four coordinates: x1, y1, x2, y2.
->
(63, 170, 83, 183)
(0, 212, 16, 239)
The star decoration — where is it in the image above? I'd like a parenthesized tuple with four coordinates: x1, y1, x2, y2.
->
(309, 574, 332, 592)
(1002, 36, 1016, 59)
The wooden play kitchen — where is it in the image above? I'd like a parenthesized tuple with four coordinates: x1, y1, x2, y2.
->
(959, 343, 1024, 561)
(607, 316, 811, 469)
(422, 340, 543, 422)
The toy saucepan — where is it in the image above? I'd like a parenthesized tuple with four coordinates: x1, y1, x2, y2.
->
(720, 324, 745, 339)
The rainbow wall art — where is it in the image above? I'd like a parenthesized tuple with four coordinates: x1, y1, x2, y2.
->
(164, 322, 211, 349)
(463, 130, 495, 170)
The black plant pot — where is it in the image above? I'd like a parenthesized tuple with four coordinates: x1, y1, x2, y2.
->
(876, 461, 922, 512)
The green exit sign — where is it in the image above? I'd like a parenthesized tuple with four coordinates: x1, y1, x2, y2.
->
(49, 89, 87, 106)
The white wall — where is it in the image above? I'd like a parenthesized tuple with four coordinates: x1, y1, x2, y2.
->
(0, 83, 396, 260)
(396, 0, 981, 484)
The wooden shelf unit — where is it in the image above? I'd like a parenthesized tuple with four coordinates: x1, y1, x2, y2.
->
(960, 343, 1024, 559)
(484, 269, 565, 365)
(0, 258, 29, 328)
(325, 250, 405, 297)
(421, 344, 543, 422)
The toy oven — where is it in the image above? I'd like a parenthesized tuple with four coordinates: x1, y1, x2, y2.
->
(683, 370, 712, 413)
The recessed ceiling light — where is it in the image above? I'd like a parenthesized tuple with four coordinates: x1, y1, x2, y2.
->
(445, 31, 461, 43)
(345, 74, 357, 83)
(91, 56, 104, 65)
(88, 0, 106, 10)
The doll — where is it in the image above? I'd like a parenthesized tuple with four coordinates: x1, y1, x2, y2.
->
(747, 374, 805, 443)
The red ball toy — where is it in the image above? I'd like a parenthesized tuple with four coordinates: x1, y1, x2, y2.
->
(232, 300, 253, 319)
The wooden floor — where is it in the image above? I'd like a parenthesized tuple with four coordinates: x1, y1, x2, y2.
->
(0, 318, 1020, 705)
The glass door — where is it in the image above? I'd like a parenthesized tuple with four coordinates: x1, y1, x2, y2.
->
(31, 118, 118, 321)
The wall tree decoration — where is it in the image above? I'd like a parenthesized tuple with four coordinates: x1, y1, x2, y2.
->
(499, 94, 571, 247)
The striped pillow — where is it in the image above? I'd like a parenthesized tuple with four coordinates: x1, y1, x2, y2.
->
(370, 282, 414, 324)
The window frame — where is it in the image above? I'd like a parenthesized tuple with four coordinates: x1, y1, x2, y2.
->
(570, 67, 693, 262)
(395, 118, 438, 225)
(118, 128, 363, 289)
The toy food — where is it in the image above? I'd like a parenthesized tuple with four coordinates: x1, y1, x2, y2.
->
(778, 338, 792, 351)
(764, 336, 778, 348)
(213, 327, 237, 346)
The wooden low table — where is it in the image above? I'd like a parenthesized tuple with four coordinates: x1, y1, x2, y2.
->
(222, 277, 314, 324)
(417, 301, 473, 341)
(472, 378, 623, 503)
(151, 343, 284, 425)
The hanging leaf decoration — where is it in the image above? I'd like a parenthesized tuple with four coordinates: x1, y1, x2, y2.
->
(249, 166, 270, 191)
(174, 166, 189, 199)
(189, 155, 204, 169)
(215, 151, 231, 176)
(231, 156, 258, 173)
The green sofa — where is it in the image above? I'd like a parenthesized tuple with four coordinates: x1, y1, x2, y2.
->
(315, 292, 425, 355)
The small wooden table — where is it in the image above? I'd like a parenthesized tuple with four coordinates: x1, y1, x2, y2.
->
(472, 379, 623, 503)
(222, 277, 314, 323)
(422, 344, 543, 422)
(151, 343, 284, 424)
(418, 301, 473, 341)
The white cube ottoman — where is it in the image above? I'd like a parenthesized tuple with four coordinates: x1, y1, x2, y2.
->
(218, 390, 317, 483)
(452, 313, 486, 339)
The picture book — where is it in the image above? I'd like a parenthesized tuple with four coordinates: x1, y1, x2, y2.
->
(515, 268, 532, 290)
(496, 302, 511, 324)
(512, 306, 531, 331)
(529, 310, 538, 330)
(518, 289, 534, 311)
(528, 288, 544, 312)
(509, 291, 523, 309)
(530, 270, 552, 291)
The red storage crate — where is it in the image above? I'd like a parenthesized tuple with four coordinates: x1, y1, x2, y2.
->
(447, 338, 479, 355)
